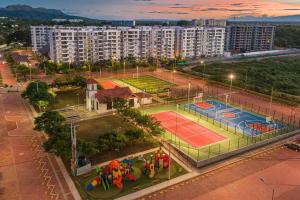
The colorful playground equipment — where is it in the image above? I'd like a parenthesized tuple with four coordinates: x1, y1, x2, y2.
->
(86, 149, 170, 192)
(142, 148, 170, 178)
(86, 159, 137, 191)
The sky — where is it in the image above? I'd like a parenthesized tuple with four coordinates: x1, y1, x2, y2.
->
(1, 0, 300, 20)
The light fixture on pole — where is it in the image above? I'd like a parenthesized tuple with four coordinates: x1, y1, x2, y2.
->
(200, 60, 205, 80)
(29, 63, 32, 81)
(229, 74, 234, 98)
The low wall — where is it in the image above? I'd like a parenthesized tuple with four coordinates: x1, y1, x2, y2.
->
(196, 129, 300, 168)
(171, 130, 300, 168)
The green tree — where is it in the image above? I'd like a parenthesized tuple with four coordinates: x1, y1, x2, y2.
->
(22, 81, 55, 108)
(125, 128, 145, 140)
(43, 130, 72, 158)
(77, 139, 98, 158)
(34, 111, 66, 135)
(15, 64, 30, 80)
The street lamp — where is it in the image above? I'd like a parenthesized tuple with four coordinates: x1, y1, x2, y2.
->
(259, 177, 275, 200)
(229, 74, 234, 98)
(76, 93, 80, 106)
(172, 69, 176, 83)
(29, 63, 32, 81)
(200, 60, 206, 80)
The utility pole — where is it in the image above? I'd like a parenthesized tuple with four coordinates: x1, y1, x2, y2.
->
(71, 122, 78, 176)
(187, 82, 191, 105)
(269, 87, 274, 116)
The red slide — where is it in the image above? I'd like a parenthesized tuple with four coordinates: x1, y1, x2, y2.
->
(126, 173, 137, 181)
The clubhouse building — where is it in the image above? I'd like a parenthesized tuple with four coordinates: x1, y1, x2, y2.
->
(86, 79, 152, 113)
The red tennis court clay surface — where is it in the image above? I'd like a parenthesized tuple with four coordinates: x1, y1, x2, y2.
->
(248, 123, 273, 133)
(152, 111, 226, 148)
(195, 102, 215, 109)
(223, 112, 236, 118)
(99, 80, 119, 89)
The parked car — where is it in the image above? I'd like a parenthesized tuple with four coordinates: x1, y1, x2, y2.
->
(284, 143, 300, 151)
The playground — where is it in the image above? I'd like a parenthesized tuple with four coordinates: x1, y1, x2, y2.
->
(74, 150, 187, 200)
(121, 75, 175, 93)
(186, 99, 286, 136)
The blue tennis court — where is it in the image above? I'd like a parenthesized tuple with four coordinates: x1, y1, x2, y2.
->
(186, 100, 286, 136)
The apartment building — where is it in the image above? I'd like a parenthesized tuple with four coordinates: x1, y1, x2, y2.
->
(225, 25, 275, 53)
(176, 27, 225, 58)
(151, 27, 176, 59)
(32, 25, 225, 63)
(192, 19, 227, 27)
(31, 26, 53, 52)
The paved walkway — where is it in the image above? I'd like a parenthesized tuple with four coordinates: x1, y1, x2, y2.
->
(138, 143, 300, 200)
(0, 93, 76, 200)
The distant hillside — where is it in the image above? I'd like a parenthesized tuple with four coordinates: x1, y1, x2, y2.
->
(0, 5, 97, 21)
(229, 14, 300, 22)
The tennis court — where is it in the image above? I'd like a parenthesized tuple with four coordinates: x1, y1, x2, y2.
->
(152, 111, 226, 148)
(99, 80, 119, 89)
(186, 100, 285, 136)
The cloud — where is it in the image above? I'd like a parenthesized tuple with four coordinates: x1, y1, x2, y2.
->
(283, 8, 300, 10)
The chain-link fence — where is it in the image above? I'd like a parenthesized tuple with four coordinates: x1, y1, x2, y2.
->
(160, 99, 299, 164)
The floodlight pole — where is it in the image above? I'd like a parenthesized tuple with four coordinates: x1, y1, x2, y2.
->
(168, 141, 171, 180)
(136, 65, 139, 79)
(123, 60, 126, 77)
(29, 64, 32, 81)
(269, 87, 274, 116)
(230, 78, 233, 97)
(187, 82, 191, 105)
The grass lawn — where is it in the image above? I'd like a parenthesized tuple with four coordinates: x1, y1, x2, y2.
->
(48, 89, 86, 110)
(191, 56, 300, 103)
(121, 75, 176, 94)
(73, 151, 187, 200)
(75, 115, 160, 164)
(76, 115, 136, 141)
(142, 104, 284, 161)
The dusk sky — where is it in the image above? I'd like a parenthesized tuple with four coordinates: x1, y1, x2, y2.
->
(1, 0, 300, 20)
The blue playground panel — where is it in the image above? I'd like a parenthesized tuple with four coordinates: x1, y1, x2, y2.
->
(186, 100, 286, 136)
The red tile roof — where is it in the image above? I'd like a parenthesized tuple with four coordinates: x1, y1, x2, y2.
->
(134, 92, 152, 98)
(95, 87, 134, 103)
(87, 79, 98, 84)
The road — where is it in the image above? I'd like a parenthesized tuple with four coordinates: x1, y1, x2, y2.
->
(0, 58, 75, 200)
(139, 144, 300, 200)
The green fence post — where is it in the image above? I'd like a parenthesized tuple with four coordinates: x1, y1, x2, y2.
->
(227, 122, 229, 131)
(218, 143, 221, 154)
(208, 145, 211, 158)
(228, 140, 231, 152)
(220, 119, 222, 128)
(197, 149, 200, 161)
(187, 144, 190, 156)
